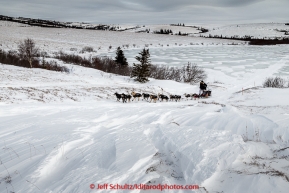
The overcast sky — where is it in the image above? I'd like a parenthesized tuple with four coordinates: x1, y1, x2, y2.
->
(1, 0, 288, 24)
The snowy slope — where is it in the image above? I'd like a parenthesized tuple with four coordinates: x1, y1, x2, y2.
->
(0, 21, 242, 56)
(1, 60, 289, 193)
(204, 23, 289, 38)
(127, 24, 201, 35)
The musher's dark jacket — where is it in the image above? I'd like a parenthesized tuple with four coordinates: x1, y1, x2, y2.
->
(200, 82, 207, 90)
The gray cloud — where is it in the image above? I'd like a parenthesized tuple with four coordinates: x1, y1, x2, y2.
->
(120, 0, 263, 11)
(0, 0, 288, 24)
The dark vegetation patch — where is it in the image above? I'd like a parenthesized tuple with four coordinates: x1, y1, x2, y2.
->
(54, 51, 206, 84)
(263, 77, 289, 88)
(201, 34, 289, 45)
(0, 14, 119, 31)
(0, 49, 69, 73)
(153, 29, 173, 35)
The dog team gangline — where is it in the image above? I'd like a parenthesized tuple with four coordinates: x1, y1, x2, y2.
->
(114, 81, 211, 103)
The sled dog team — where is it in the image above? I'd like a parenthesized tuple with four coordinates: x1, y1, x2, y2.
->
(114, 92, 180, 103)
(114, 91, 210, 103)
(114, 81, 210, 103)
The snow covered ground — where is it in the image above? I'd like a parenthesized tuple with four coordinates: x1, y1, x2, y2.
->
(102, 45, 289, 76)
(0, 20, 242, 55)
(204, 23, 289, 38)
(1, 21, 289, 193)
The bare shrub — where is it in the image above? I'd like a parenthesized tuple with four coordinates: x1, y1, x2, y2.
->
(40, 51, 48, 58)
(92, 56, 132, 76)
(81, 46, 94, 53)
(41, 60, 70, 73)
(0, 49, 69, 73)
(150, 65, 182, 82)
(0, 49, 27, 67)
(263, 77, 286, 88)
(56, 51, 83, 64)
(149, 63, 206, 84)
(55, 51, 132, 76)
(1, 49, 24, 67)
(18, 38, 39, 68)
(70, 48, 77, 51)
(181, 62, 207, 84)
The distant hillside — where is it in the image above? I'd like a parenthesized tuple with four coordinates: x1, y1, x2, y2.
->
(0, 15, 122, 31)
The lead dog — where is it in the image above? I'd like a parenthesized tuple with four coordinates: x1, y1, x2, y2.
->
(114, 92, 122, 102)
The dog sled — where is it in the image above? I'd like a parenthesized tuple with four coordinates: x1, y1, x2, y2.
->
(191, 90, 212, 99)
(201, 90, 212, 98)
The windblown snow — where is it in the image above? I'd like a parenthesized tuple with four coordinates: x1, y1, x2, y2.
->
(1, 21, 289, 193)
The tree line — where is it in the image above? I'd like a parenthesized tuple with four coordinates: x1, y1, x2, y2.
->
(0, 15, 118, 31)
(201, 34, 289, 45)
(153, 29, 173, 34)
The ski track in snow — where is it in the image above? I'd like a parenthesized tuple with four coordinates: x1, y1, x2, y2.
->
(1, 22, 289, 193)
